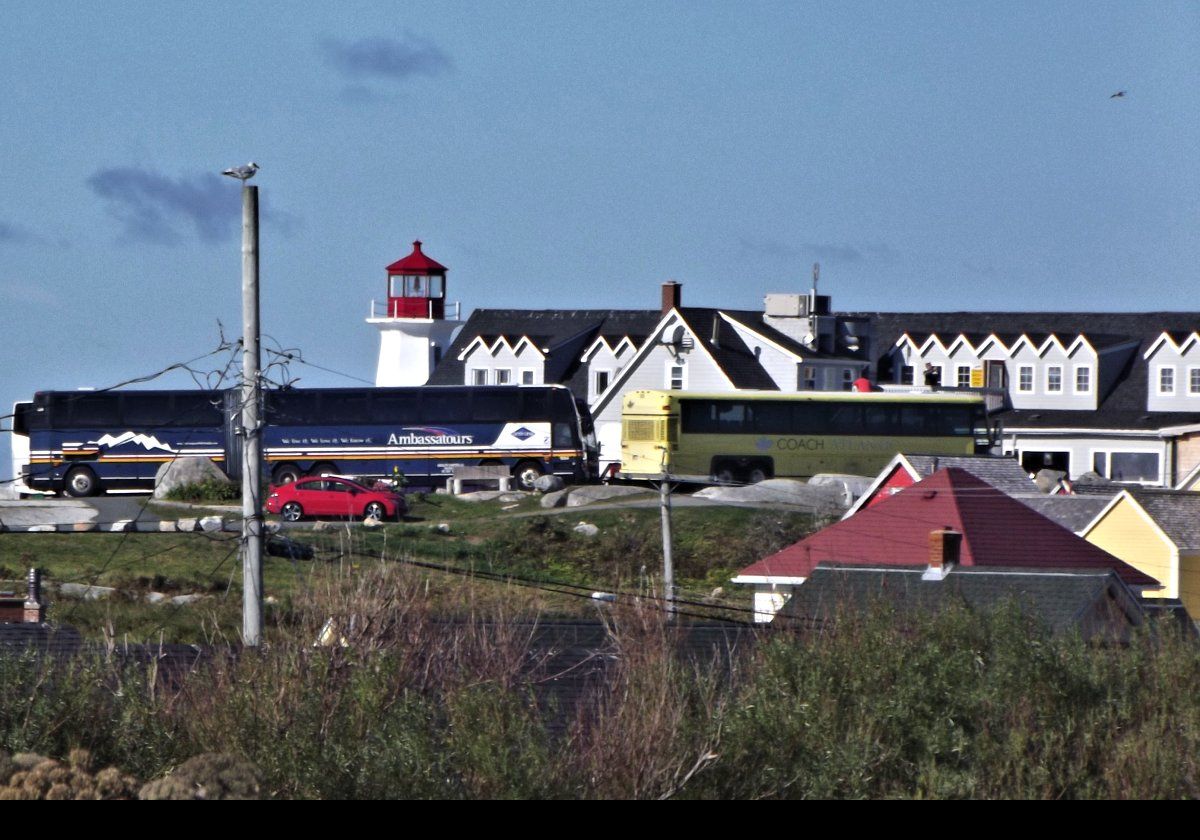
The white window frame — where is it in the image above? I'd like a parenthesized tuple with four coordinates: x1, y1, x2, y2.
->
(842, 368, 855, 391)
(1158, 365, 1177, 395)
(469, 369, 489, 386)
(520, 368, 536, 386)
(495, 368, 512, 385)
(666, 359, 686, 390)
(1089, 447, 1163, 484)
(1189, 366, 1200, 397)
(956, 365, 972, 389)
(1018, 365, 1034, 393)
(799, 364, 817, 391)
(593, 368, 612, 398)
(1046, 365, 1063, 393)
(1073, 364, 1092, 395)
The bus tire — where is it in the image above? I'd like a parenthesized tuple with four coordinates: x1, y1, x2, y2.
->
(281, 502, 304, 522)
(63, 466, 100, 498)
(748, 461, 773, 484)
(711, 461, 737, 484)
(513, 460, 543, 491)
(309, 462, 338, 478)
(273, 464, 303, 486)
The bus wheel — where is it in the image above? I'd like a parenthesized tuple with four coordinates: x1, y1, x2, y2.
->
(513, 460, 543, 491)
(273, 464, 302, 486)
(63, 466, 99, 498)
(309, 462, 338, 477)
(711, 461, 737, 484)
(748, 462, 773, 484)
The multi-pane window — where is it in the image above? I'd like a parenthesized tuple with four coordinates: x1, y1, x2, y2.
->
(1075, 366, 1091, 393)
(521, 369, 535, 385)
(1047, 366, 1062, 393)
(1018, 366, 1033, 392)
(900, 365, 914, 386)
(1190, 367, 1200, 395)
(1093, 451, 1160, 483)
(471, 369, 488, 386)
(495, 369, 512, 385)
(594, 370, 610, 395)
(842, 369, 855, 391)
(799, 365, 817, 391)
(1160, 367, 1176, 395)
(669, 365, 684, 390)
(956, 366, 971, 388)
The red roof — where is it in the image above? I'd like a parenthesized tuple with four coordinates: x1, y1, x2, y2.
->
(386, 240, 447, 274)
(739, 468, 1157, 587)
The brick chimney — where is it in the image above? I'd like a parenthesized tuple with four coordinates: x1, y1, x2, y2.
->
(661, 280, 681, 315)
(923, 528, 961, 581)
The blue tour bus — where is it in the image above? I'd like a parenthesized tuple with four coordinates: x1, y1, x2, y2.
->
(12, 385, 596, 496)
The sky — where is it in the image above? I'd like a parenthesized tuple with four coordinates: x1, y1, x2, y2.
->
(1, 1, 1198, 477)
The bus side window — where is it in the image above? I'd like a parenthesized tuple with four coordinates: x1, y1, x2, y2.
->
(552, 422, 575, 448)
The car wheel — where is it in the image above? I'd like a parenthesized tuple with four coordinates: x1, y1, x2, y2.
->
(63, 466, 100, 498)
(273, 464, 303, 486)
(281, 501, 304, 522)
(513, 460, 542, 491)
(363, 501, 387, 521)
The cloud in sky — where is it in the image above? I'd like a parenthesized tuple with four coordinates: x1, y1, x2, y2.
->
(0, 220, 35, 244)
(87, 168, 300, 245)
(88, 168, 234, 245)
(739, 237, 899, 265)
(319, 34, 453, 82)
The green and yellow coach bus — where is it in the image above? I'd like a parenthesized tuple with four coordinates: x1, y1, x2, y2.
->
(619, 389, 992, 482)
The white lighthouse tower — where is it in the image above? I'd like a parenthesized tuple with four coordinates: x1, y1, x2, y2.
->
(369, 240, 463, 386)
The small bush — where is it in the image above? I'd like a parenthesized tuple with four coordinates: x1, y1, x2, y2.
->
(163, 479, 240, 504)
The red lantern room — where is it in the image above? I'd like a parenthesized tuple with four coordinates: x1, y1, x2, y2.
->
(385, 240, 448, 319)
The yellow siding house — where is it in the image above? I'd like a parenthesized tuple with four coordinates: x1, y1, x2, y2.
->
(1082, 489, 1200, 617)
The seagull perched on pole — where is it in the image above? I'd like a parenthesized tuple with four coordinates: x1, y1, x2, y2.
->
(222, 162, 260, 181)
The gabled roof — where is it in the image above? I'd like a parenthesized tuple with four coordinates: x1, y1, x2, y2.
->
(738, 468, 1157, 587)
(428, 309, 663, 393)
(778, 564, 1145, 639)
(843, 453, 1036, 519)
(867, 311, 1200, 430)
(1124, 489, 1200, 550)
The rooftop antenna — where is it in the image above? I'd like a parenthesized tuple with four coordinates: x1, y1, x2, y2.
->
(810, 262, 820, 313)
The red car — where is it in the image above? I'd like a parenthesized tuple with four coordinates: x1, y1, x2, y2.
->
(266, 476, 407, 522)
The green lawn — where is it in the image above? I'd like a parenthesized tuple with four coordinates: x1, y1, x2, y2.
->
(0, 494, 828, 642)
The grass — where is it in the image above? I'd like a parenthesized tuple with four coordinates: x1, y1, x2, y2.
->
(0, 492, 826, 642)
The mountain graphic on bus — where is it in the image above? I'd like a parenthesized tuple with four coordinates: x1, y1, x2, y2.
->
(94, 432, 178, 453)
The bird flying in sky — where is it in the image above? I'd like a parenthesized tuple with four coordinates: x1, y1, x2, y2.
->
(1110, 90, 1126, 99)
(222, 162, 260, 180)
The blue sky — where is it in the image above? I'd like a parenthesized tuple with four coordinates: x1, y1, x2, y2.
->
(2, 2, 1197, 475)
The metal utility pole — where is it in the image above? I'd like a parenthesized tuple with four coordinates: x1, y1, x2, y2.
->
(660, 475, 676, 621)
(240, 185, 263, 646)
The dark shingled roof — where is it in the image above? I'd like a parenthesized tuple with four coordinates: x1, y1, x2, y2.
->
(900, 454, 1036, 496)
(739, 468, 1158, 587)
(1126, 489, 1200, 549)
(778, 564, 1145, 639)
(1015, 495, 1114, 533)
(428, 309, 664, 396)
(861, 311, 1200, 431)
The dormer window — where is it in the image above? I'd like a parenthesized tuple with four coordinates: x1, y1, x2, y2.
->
(1159, 366, 1176, 395)
(1074, 365, 1091, 394)
(1018, 365, 1033, 393)
(1046, 366, 1062, 393)
(1190, 367, 1200, 396)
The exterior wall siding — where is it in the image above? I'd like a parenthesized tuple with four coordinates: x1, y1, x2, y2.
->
(1083, 499, 1173, 598)
(1145, 344, 1200, 412)
(1002, 432, 1168, 484)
